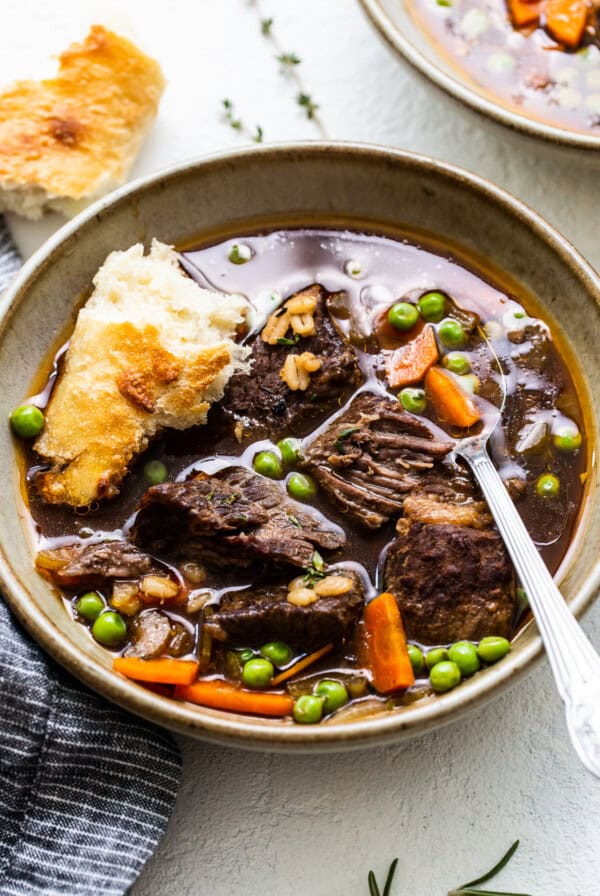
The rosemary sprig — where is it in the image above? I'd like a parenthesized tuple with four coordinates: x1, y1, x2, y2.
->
(448, 840, 532, 896)
(368, 841, 532, 896)
(368, 858, 398, 896)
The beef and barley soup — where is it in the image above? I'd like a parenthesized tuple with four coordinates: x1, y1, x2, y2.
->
(12, 229, 587, 725)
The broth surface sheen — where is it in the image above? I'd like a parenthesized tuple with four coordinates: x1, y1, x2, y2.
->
(24, 228, 588, 724)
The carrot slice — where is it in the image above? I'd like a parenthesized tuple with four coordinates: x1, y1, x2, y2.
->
(425, 366, 481, 429)
(113, 657, 199, 686)
(271, 643, 334, 686)
(175, 679, 294, 717)
(543, 0, 589, 47)
(362, 592, 415, 694)
(508, 0, 542, 26)
(386, 324, 439, 389)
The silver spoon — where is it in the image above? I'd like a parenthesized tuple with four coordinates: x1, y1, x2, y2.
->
(453, 332, 600, 778)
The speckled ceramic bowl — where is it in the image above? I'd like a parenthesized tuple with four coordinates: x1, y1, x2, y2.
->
(1, 143, 599, 751)
(359, 0, 600, 159)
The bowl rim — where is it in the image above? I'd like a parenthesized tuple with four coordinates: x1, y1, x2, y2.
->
(1, 140, 600, 751)
(359, 0, 600, 154)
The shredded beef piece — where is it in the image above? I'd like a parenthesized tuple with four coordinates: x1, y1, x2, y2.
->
(300, 392, 453, 529)
(132, 467, 344, 571)
(36, 540, 160, 588)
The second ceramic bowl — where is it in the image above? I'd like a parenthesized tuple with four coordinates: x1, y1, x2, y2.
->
(360, 0, 600, 159)
(1, 142, 599, 751)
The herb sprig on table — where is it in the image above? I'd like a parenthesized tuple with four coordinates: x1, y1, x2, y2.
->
(368, 841, 532, 896)
(219, 6, 327, 141)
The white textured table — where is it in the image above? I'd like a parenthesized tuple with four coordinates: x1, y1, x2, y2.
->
(4, 1, 600, 893)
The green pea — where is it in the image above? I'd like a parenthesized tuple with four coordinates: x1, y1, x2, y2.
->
(242, 658, 274, 689)
(536, 473, 560, 499)
(477, 636, 511, 664)
(448, 641, 480, 677)
(253, 450, 283, 479)
(293, 694, 325, 724)
(260, 641, 293, 667)
(75, 592, 104, 623)
(10, 404, 45, 439)
(438, 318, 466, 348)
(287, 472, 316, 501)
(399, 388, 427, 415)
(429, 660, 462, 693)
(237, 648, 255, 663)
(277, 437, 302, 465)
(408, 644, 425, 676)
(458, 374, 480, 395)
(144, 460, 168, 485)
(553, 425, 582, 453)
(228, 243, 252, 264)
(425, 647, 449, 670)
(443, 352, 471, 375)
(388, 302, 419, 331)
(314, 679, 349, 714)
(92, 611, 127, 648)
(418, 291, 446, 323)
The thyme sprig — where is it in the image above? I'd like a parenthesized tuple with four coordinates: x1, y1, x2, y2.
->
(368, 842, 532, 896)
(253, 3, 328, 137)
(221, 98, 264, 143)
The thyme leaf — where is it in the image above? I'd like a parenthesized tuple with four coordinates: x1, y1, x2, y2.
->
(260, 16, 273, 35)
(297, 92, 320, 119)
(276, 334, 300, 346)
(277, 52, 301, 67)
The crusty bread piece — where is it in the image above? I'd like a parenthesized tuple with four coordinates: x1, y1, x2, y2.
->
(0, 25, 164, 219)
(34, 240, 250, 507)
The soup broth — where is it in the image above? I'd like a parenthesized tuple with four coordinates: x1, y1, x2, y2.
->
(23, 228, 588, 725)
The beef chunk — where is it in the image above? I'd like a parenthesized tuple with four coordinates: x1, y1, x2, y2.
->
(132, 467, 345, 570)
(221, 284, 362, 437)
(384, 519, 516, 644)
(205, 573, 364, 649)
(300, 392, 453, 529)
(125, 609, 194, 659)
(36, 540, 159, 588)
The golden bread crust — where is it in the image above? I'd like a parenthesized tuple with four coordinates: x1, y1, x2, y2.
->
(33, 241, 250, 507)
(35, 320, 232, 507)
(0, 25, 164, 205)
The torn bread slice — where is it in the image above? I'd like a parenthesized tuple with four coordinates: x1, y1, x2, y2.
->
(34, 240, 250, 507)
(0, 25, 164, 219)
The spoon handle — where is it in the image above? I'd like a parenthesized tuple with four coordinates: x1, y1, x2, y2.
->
(463, 446, 600, 778)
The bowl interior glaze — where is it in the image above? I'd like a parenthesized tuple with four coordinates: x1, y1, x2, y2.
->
(1, 143, 599, 751)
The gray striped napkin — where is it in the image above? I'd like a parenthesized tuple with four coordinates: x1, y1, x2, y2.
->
(0, 218, 181, 896)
